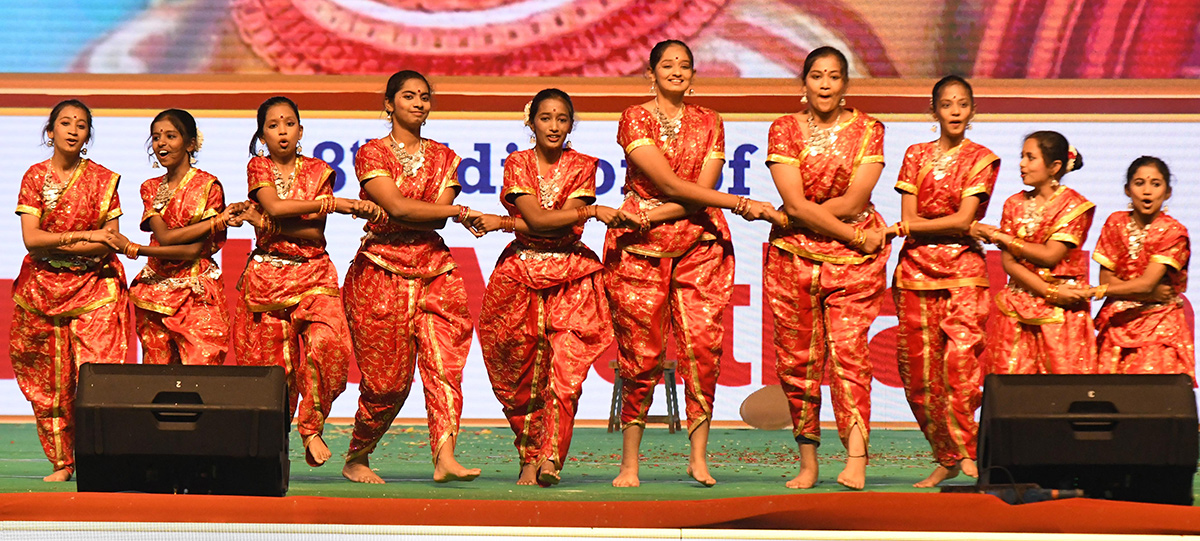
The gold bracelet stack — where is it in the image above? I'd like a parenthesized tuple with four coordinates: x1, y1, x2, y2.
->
(260, 214, 278, 236)
(455, 205, 471, 223)
(209, 216, 228, 237)
(1092, 284, 1109, 300)
(1009, 237, 1026, 258)
(318, 197, 336, 216)
(848, 227, 866, 250)
(893, 221, 910, 238)
(58, 231, 76, 246)
(732, 196, 750, 217)
(779, 212, 790, 230)
(369, 205, 387, 224)
(638, 210, 651, 232)
(500, 216, 516, 233)
(576, 205, 591, 225)
(1044, 284, 1059, 304)
(123, 243, 140, 260)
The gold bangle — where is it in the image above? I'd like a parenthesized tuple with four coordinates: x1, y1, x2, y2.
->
(1093, 284, 1109, 300)
(780, 212, 790, 230)
(902, 221, 911, 237)
(577, 206, 590, 225)
(1009, 237, 1026, 258)
(848, 227, 865, 250)
(1045, 284, 1059, 304)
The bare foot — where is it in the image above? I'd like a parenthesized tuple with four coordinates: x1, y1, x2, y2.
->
(433, 456, 481, 483)
(517, 463, 538, 486)
(785, 444, 819, 489)
(303, 434, 331, 467)
(43, 468, 72, 482)
(537, 461, 560, 487)
(687, 463, 716, 487)
(612, 465, 640, 487)
(686, 420, 715, 487)
(613, 424, 643, 487)
(913, 464, 960, 488)
(837, 455, 867, 490)
(960, 458, 978, 478)
(342, 455, 384, 484)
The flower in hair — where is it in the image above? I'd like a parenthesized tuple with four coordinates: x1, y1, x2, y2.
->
(1067, 145, 1077, 171)
(523, 101, 534, 128)
(195, 130, 205, 152)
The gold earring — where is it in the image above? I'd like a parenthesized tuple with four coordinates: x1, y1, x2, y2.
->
(801, 95, 808, 104)
(840, 97, 846, 107)
(688, 88, 695, 96)
(81, 147, 88, 155)
(296, 143, 302, 155)
(45, 140, 53, 147)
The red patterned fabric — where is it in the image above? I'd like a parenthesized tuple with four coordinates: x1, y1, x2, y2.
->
(11, 159, 129, 472)
(480, 148, 612, 467)
(235, 156, 351, 439)
(604, 104, 731, 434)
(892, 140, 998, 467)
(1093, 211, 1194, 382)
(763, 110, 888, 447)
(344, 138, 472, 461)
(765, 110, 887, 265)
(988, 186, 1096, 374)
(130, 168, 228, 365)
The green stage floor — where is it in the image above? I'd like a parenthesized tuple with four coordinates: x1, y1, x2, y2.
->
(1, 423, 1196, 503)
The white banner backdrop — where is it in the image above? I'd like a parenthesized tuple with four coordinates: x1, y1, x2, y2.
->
(1, 112, 1197, 422)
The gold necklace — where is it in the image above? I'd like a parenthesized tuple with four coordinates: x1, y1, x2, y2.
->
(152, 167, 194, 211)
(388, 134, 425, 178)
(806, 112, 839, 155)
(42, 158, 82, 212)
(1125, 215, 1149, 260)
(536, 155, 564, 209)
(1015, 188, 1056, 239)
(653, 100, 683, 142)
(271, 156, 299, 198)
(931, 142, 961, 181)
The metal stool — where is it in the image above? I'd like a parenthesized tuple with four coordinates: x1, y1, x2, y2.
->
(607, 358, 682, 433)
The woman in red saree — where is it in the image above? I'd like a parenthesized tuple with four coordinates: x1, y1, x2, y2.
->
(341, 71, 483, 484)
(233, 97, 377, 468)
(975, 132, 1096, 375)
(12, 100, 128, 482)
(607, 40, 774, 488)
(473, 89, 629, 486)
(892, 77, 999, 487)
(127, 109, 242, 367)
(1091, 156, 1193, 382)
(764, 46, 889, 490)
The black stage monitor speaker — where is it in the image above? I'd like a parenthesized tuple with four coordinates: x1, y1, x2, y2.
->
(979, 374, 1197, 505)
(75, 363, 290, 496)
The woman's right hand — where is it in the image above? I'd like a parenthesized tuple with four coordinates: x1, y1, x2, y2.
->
(465, 213, 502, 237)
(1052, 285, 1092, 306)
(858, 227, 886, 254)
(1150, 283, 1177, 303)
(971, 222, 998, 243)
(739, 200, 776, 222)
(96, 230, 128, 252)
(238, 205, 263, 229)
